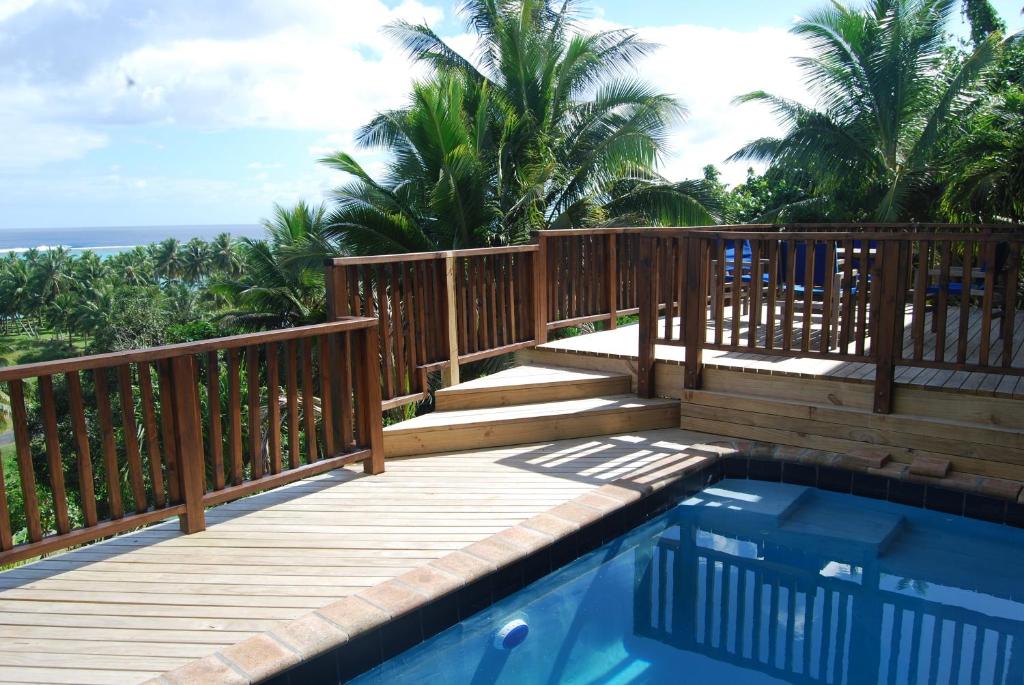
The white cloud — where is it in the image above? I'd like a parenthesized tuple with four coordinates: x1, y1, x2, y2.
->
(608, 21, 810, 185)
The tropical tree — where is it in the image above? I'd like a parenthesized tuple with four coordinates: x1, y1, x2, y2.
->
(323, 0, 719, 255)
(151, 238, 183, 282)
(210, 233, 243, 276)
(730, 0, 1004, 221)
(181, 238, 211, 285)
(213, 203, 336, 329)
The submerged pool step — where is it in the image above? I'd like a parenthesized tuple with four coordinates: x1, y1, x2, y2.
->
(383, 394, 679, 458)
(434, 364, 631, 411)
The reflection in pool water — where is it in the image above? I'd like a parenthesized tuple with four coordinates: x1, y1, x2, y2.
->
(352, 480, 1024, 684)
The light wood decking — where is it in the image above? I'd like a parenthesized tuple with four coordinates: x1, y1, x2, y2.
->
(0, 428, 716, 685)
(537, 306, 1024, 398)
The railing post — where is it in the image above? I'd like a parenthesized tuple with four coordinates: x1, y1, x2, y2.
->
(169, 355, 206, 534)
(873, 240, 904, 414)
(325, 261, 350, 319)
(637, 236, 658, 398)
(682, 235, 707, 390)
(355, 325, 386, 474)
(441, 252, 461, 387)
(533, 233, 549, 344)
(606, 232, 618, 330)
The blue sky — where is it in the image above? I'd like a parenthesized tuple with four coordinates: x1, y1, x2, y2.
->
(0, 0, 1020, 231)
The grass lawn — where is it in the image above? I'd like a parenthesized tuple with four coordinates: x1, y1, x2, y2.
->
(1, 329, 85, 366)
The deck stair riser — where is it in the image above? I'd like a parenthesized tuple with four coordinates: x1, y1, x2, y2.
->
(434, 364, 631, 411)
(679, 389, 1024, 481)
(384, 394, 679, 458)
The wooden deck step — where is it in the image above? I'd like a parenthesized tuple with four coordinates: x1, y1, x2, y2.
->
(384, 395, 680, 458)
(434, 364, 631, 411)
(678, 389, 1024, 481)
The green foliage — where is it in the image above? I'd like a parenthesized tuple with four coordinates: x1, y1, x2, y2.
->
(322, 0, 719, 255)
(731, 0, 1005, 222)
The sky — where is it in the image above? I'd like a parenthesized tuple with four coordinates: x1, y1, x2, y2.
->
(0, 0, 1021, 230)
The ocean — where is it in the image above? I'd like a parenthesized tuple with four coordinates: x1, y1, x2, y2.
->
(0, 224, 265, 259)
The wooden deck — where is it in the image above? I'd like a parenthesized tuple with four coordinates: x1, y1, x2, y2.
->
(538, 306, 1024, 398)
(0, 428, 715, 685)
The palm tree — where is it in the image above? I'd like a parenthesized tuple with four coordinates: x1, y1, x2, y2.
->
(213, 203, 336, 329)
(151, 238, 183, 282)
(941, 86, 1024, 221)
(323, 0, 718, 255)
(210, 233, 243, 276)
(181, 238, 211, 285)
(730, 0, 1003, 221)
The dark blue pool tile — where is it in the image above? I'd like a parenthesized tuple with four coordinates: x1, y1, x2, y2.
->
(336, 631, 383, 682)
(925, 487, 965, 516)
(964, 494, 1006, 524)
(851, 472, 889, 500)
(491, 561, 527, 600)
(458, 577, 495, 619)
(887, 479, 925, 508)
(1006, 501, 1024, 528)
(722, 457, 749, 479)
(378, 612, 424, 662)
(420, 594, 460, 640)
(747, 459, 782, 482)
(576, 522, 604, 555)
(782, 463, 817, 486)
(816, 466, 852, 494)
(521, 550, 553, 586)
(547, 536, 580, 569)
(284, 652, 338, 685)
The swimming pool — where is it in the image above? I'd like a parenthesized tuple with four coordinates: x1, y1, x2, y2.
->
(351, 479, 1024, 684)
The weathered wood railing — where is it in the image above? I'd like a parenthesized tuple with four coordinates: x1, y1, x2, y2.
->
(0, 319, 383, 565)
(637, 228, 1023, 413)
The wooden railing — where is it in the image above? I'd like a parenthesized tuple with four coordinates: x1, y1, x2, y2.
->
(0, 319, 383, 565)
(326, 246, 542, 406)
(637, 228, 1023, 413)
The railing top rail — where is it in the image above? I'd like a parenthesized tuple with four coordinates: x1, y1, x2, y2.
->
(634, 229, 1024, 242)
(0, 318, 378, 382)
(326, 244, 538, 267)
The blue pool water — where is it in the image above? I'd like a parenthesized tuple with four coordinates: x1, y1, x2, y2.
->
(351, 480, 1024, 684)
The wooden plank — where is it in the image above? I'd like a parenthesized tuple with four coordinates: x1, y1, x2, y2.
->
(92, 369, 124, 521)
(316, 336, 334, 457)
(66, 371, 98, 527)
(0, 386, 14, 549)
(389, 265, 407, 396)
(266, 342, 282, 474)
(302, 337, 317, 463)
(205, 353, 224, 491)
(117, 365, 147, 513)
(246, 345, 262, 480)
(226, 349, 243, 486)
(37, 376, 70, 535)
(169, 355, 205, 534)
(285, 339, 300, 469)
(156, 362, 182, 504)
(442, 253, 460, 386)
(138, 363, 166, 507)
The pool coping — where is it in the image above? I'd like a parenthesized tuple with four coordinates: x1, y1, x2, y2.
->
(150, 438, 1024, 685)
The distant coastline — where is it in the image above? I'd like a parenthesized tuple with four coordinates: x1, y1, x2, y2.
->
(0, 223, 264, 258)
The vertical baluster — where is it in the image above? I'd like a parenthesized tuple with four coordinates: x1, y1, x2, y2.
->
(226, 349, 244, 485)
(38, 376, 70, 535)
(731, 238, 742, 346)
(957, 240, 974, 363)
(390, 266, 407, 395)
(339, 332, 355, 448)
(748, 240, 762, 348)
(302, 337, 318, 462)
(488, 255, 499, 346)
(801, 241, 814, 352)
(138, 363, 166, 506)
(911, 240, 929, 360)
(117, 365, 147, 513)
(783, 240, 797, 351)
(347, 265, 360, 317)
(405, 264, 421, 388)
(9, 380, 42, 540)
(839, 239, 854, 352)
(456, 257, 469, 355)
(92, 369, 123, 520)
(820, 240, 836, 354)
(495, 255, 508, 346)
(0, 396, 11, 548)
(1001, 242, 1019, 368)
(714, 240, 725, 345)
(205, 353, 224, 491)
(67, 371, 97, 526)
(266, 342, 282, 473)
(476, 256, 488, 352)
(156, 361, 182, 503)
(934, 241, 951, 363)
(979, 240, 996, 366)
(286, 340, 300, 468)
(856, 240, 871, 356)
(246, 346, 263, 479)
(377, 266, 395, 400)
(766, 240, 779, 352)
(317, 335, 335, 457)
